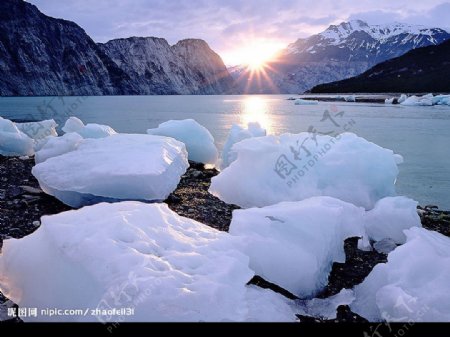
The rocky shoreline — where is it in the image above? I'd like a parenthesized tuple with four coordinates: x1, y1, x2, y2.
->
(1, 155, 449, 323)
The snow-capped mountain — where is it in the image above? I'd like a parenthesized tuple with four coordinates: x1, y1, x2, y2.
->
(233, 20, 450, 94)
(0, 0, 234, 96)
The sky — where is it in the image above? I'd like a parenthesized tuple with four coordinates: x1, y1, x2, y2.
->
(27, 0, 450, 65)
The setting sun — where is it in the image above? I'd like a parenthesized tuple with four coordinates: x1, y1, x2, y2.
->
(223, 40, 285, 69)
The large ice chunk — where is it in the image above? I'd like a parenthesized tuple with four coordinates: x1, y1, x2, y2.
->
(229, 197, 365, 297)
(210, 132, 400, 209)
(364, 196, 422, 244)
(219, 122, 266, 170)
(62, 116, 117, 139)
(0, 202, 296, 322)
(15, 119, 58, 141)
(34, 132, 84, 164)
(32, 134, 188, 207)
(147, 119, 218, 165)
(351, 228, 450, 322)
(401, 94, 433, 106)
(294, 99, 319, 105)
(0, 116, 34, 156)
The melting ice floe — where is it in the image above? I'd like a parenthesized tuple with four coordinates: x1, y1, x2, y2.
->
(62, 116, 117, 139)
(0, 202, 297, 322)
(0, 116, 34, 156)
(32, 134, 189, 207)
(210, 132, 401, 209)
(351, 227, 450, 322)
(147, 119, 218, 165)
(219, 122, 266, 170)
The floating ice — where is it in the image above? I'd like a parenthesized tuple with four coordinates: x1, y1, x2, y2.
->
(62, 116, 117, 139)
(147, 119, 218, 165)
(210, 132, 400, 209)
(294, 99, 319, 105)
(401, 94, 433, 106)
(0, 117, 34, 156)
(351, 228, 450, 322)
(0, 202, 297, 322)
(384, 98, 394, 104)
(397, 94, 408, 104)
(344, 95, 356, 102)
(364, 196, 421, 244)
(229, 197, 365, 297)
(219, 122, 266, 170)
(32, 134, 188, 207)
(34, 132, 84, 164)
(433, 94, 450, 106)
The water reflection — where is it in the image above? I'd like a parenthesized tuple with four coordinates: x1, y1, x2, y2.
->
(240, 96, 273, 133)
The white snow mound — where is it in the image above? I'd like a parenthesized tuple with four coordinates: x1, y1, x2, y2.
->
(32, 134, 188, 207)
(147, 119, 218, 165)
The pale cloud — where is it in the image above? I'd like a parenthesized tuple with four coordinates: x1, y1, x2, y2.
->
(27, 0, 450, 64)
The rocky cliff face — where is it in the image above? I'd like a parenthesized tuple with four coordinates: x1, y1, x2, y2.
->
(99, 38, 234, 95)
(231, 20, 450, 94)
(0, 0, 233, 96)
(0, 0, 137, 96)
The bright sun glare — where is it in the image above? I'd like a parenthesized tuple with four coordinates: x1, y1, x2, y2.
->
(241, 96, 272, 132)
(226, 40, 284, 70)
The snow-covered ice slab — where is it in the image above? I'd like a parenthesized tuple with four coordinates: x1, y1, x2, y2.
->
(364, 196, 422, 244)
(0, 117, 34, 156)
(35, 132, 84, 164)
(147, 119, 218, 165)
(210, 132, 400, 209)
(219, 122, 266, 170)
(229, 197, 365, 297)
(294, 99, 319, 105)
(32, 134, 188, 207)
(351, 227, 450, 322)
(62, 116, 117, 139)
(0, 202, 296, 322)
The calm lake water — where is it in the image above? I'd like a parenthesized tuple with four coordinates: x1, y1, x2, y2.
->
(0, 94, 449, 208)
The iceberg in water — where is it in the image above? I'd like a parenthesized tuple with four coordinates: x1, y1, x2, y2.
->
(0, 116, 34, 156)
(62, 116, 117, 139)
(32, 134, 189, 207)
(0, 202, 297, 322)
(401, 94, 433, 106)
(34, 132, 84, 164)
(147, 119, 218, 165)
(210, 132, 400, 209)
(229, 197, 365, 297)
(294, 99, 319, 105)
(351, 227, 450, 322)
(219, 122, 266, 170)
(397, 94, 408, 104)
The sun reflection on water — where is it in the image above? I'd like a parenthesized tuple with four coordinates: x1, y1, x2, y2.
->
(240, 96, 273, 133)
